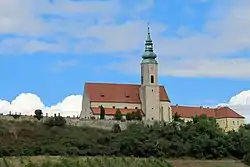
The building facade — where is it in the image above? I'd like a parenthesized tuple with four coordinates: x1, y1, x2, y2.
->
(80, 27, 172, 122)
(80, 26, 245, 130)
(172, 105, 245, 131)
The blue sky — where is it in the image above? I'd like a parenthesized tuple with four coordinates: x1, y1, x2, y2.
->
(0, 0, 250, 120)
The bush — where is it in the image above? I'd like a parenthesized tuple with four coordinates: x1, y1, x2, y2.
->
(114, 109, 122, 120)
(44, 116, 66, 127)
(0, 115, 250, 161)
(243, 153, 250, 166)
(34, 109, 43, 120)
(12, 114, 20, 119)
(112, 123, 121, 133)
(100, 105, 105, 119)
(126, 110, 142, 121)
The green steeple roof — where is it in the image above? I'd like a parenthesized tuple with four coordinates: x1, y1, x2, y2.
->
(141, 25, 157, 64)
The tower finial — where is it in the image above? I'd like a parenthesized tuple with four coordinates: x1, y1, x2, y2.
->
(146, 22, 152, 42)
(142, 22, 157, 60)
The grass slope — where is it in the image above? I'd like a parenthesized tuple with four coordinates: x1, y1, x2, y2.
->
(0, 156, 247, 167)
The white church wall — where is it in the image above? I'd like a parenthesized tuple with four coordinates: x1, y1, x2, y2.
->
(91, 102, 141, 110)
(160, 101, 172, 122)
(142, 86, 160, 121)
(80, 90, 92, 119)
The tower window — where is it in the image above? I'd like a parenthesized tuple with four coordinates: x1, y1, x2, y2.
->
(141, 76, 143, 84)
(150, 75, 154, 83)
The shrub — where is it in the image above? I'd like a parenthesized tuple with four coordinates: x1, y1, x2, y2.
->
(114, 109, 122, 120)
(112, 123, 121, 133)
(44, 116, 66, 127)
(100, 105, 105, 120)
(34, 109, 43, 120)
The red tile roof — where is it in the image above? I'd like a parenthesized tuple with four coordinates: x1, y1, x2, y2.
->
(91, 107, 142, 115)
(214, 107, 244, 118)
(172, 105, 244, 119)
(90, 105, 244, 119)
(85, 82, 170, 103)
(172, 105, 216, 118)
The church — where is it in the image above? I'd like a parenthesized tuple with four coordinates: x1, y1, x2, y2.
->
(80, 26, 245, 131)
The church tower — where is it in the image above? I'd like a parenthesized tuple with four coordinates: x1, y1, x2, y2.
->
(140, 26, 161, 121)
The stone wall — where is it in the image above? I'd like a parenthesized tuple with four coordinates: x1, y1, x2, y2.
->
(0, 115, 140, 130)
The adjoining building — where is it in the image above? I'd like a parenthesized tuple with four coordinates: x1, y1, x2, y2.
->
(172, 105, 244, 131)
(80, 26, 244, 131)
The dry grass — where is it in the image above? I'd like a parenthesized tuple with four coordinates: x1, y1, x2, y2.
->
(168, 159, 248, 167)
(0, 156, 248, 167)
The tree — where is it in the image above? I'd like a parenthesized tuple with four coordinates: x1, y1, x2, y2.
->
(126, 112, 133, 121)
(44, 115, 66, 127)
(100, 105, 105, 119)
(112, 123, 121, 133)
(126, 110, 142, 121)
(135, 110, 142, 121)
(172, 112, 183, 122)
(12, 113, 20, 119)
(114, 109, 122, 120)
(34, 109, 43, 120)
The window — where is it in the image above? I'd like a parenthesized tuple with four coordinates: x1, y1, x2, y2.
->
(124, 107, 127, 109)
(150, 75, 154, 83)
(233, 121, 235, 125)
(141, 76, 143, 84)
(151, 117, 154, 120)
(152, 89, 153, 92)
(135, 107, 138, 109)
(112, 106, 115, 109)
(152, 108, 153, 110)
(237, 121, 239, 125)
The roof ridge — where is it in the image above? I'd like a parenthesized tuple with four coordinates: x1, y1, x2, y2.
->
(171, 105, 215, 109)
(85, 82, 165, 87)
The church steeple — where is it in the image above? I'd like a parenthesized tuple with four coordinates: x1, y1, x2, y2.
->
(142, 24, 157, 60)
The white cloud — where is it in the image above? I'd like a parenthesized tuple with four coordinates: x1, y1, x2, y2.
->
(0, 38, 67, 54)
(218, 90, 250, 123)
(0, 93, 82, 117)
(1, 0, 250, 78)
(91, 0, 250, 78)
(1, 91, 249, 124)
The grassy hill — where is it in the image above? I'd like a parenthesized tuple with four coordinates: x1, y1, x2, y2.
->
(0, 156, 247, 167)
(1, 116, 250, 166)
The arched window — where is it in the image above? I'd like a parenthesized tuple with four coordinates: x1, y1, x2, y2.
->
(141, 76, 143, 84)
(150, 75, 154, 83)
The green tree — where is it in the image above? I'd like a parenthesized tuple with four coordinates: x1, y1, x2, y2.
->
(172, 112, 183, 122)
(135, 110, 142, 121)
(100, 105, 105, 119)
(44, 115, 66, 127)
(126, 112, 133, 121)
(34, 109, 43, 120)
(12, 113, 20, 119)
(54, 115, 66, 126)
(125, 110, 142, 121)
(112, 123, 121, 133)
(114, 109, 122, 120)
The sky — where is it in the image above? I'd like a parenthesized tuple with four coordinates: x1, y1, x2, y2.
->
(0, 0, 250, 122)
